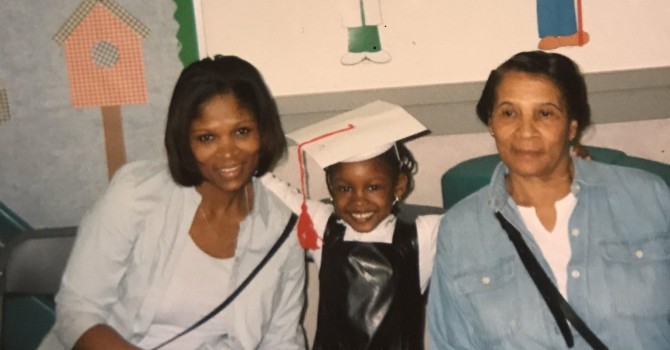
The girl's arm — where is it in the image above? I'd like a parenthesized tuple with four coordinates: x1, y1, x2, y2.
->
(261, 172, 333, 235)
(261, 173, 332, 258)
(260, 173, 304, 214)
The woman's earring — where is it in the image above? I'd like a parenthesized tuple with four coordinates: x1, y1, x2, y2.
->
(489, 130, 495, 137)
(392, 196, 400, 206)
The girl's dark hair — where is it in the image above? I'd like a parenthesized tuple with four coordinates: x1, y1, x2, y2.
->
(165, 55, 287, 186)
(476, 50, 591, 139)
(325, 142, 418, 204)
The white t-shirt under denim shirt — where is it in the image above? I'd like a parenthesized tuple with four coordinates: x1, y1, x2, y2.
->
(518, 192, 577, 298)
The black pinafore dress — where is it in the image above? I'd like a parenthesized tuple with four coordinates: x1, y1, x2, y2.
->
(312, 215, 425, 350)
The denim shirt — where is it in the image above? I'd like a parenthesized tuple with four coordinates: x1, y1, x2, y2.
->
(428, 158, 670, 349)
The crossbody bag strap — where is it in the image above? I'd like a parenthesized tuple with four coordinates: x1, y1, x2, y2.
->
(151, 213, 298, 350)
(494, 212, 608, 350)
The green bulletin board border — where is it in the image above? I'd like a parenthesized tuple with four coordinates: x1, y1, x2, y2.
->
(173, 0, 199, 67)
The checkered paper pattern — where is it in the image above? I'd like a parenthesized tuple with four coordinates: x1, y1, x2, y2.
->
(92, 40, 120, 67)
(0, 88, 9, 124)
(54, 0, 149, 108)
(54, 0, 149, 45)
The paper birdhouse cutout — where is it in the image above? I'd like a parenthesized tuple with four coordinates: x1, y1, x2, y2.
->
(53, 0, 150, 180)
(53, 0, 150, 108)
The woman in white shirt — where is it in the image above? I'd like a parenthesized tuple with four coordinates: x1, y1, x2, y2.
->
(39, 55, 306, 350)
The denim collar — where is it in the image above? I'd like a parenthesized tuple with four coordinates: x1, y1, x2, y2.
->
(488, 157, 602, 212)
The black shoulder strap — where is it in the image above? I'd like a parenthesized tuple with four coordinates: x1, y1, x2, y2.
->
(151, 213, 298, 350)
(494, 212, 608, 350)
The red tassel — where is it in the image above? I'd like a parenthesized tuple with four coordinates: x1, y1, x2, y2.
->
(295, 123, 355, 250)
(297, 203, 320, 250)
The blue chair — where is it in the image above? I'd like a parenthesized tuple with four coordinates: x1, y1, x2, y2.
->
(441, 146, 670, 210)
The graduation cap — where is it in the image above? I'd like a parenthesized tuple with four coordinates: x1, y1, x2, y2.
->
(287, 100, 427, 249)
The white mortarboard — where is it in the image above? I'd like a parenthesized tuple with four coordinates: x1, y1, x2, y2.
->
(288, 100, 427, 250)
(287, 100, 427, 169)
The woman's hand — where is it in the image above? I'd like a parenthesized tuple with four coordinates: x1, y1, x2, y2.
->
(73, 325, 141, 350)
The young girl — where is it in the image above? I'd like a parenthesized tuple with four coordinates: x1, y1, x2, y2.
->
(263, 100, 442, 349)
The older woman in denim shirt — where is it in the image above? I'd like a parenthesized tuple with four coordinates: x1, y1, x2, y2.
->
(428, 51, 670, 349)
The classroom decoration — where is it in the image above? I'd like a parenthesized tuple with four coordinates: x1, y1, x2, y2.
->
(536, 0, 589, 50)
(173, 0, 199, 67)
(0, 88, 9, 125)
(53, 0, 150, 179)
(340, 0, 391, 65)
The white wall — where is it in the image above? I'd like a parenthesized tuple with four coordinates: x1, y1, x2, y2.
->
(194, 0, 670, 96)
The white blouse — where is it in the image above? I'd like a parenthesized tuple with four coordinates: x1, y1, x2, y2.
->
(137, 237, 234, 349)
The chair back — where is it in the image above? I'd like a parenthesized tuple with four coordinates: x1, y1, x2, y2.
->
(0, 227, 76, 349)
(441, 146, 670, 210)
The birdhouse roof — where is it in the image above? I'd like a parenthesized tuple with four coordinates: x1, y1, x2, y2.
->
(53, 0, 150, 45)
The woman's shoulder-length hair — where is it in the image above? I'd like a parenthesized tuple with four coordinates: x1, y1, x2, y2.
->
(165, 55, 287, 186)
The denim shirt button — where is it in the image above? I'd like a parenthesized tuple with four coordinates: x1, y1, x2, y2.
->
(482, 276, 491, 285)
(635, 250, 644, 259)
(571, 269, 581, 278)
(572, 184, 581, 193)
(571, 228, 580, 237)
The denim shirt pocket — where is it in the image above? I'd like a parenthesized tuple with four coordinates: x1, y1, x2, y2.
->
(600, 235, 670, 318)
(452, 257, 522, 344)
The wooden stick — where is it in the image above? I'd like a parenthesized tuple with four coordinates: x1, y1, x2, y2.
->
(101, 105, 127, 180)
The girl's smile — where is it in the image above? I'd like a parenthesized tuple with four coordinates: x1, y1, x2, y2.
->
(328, 157, 406, 233)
